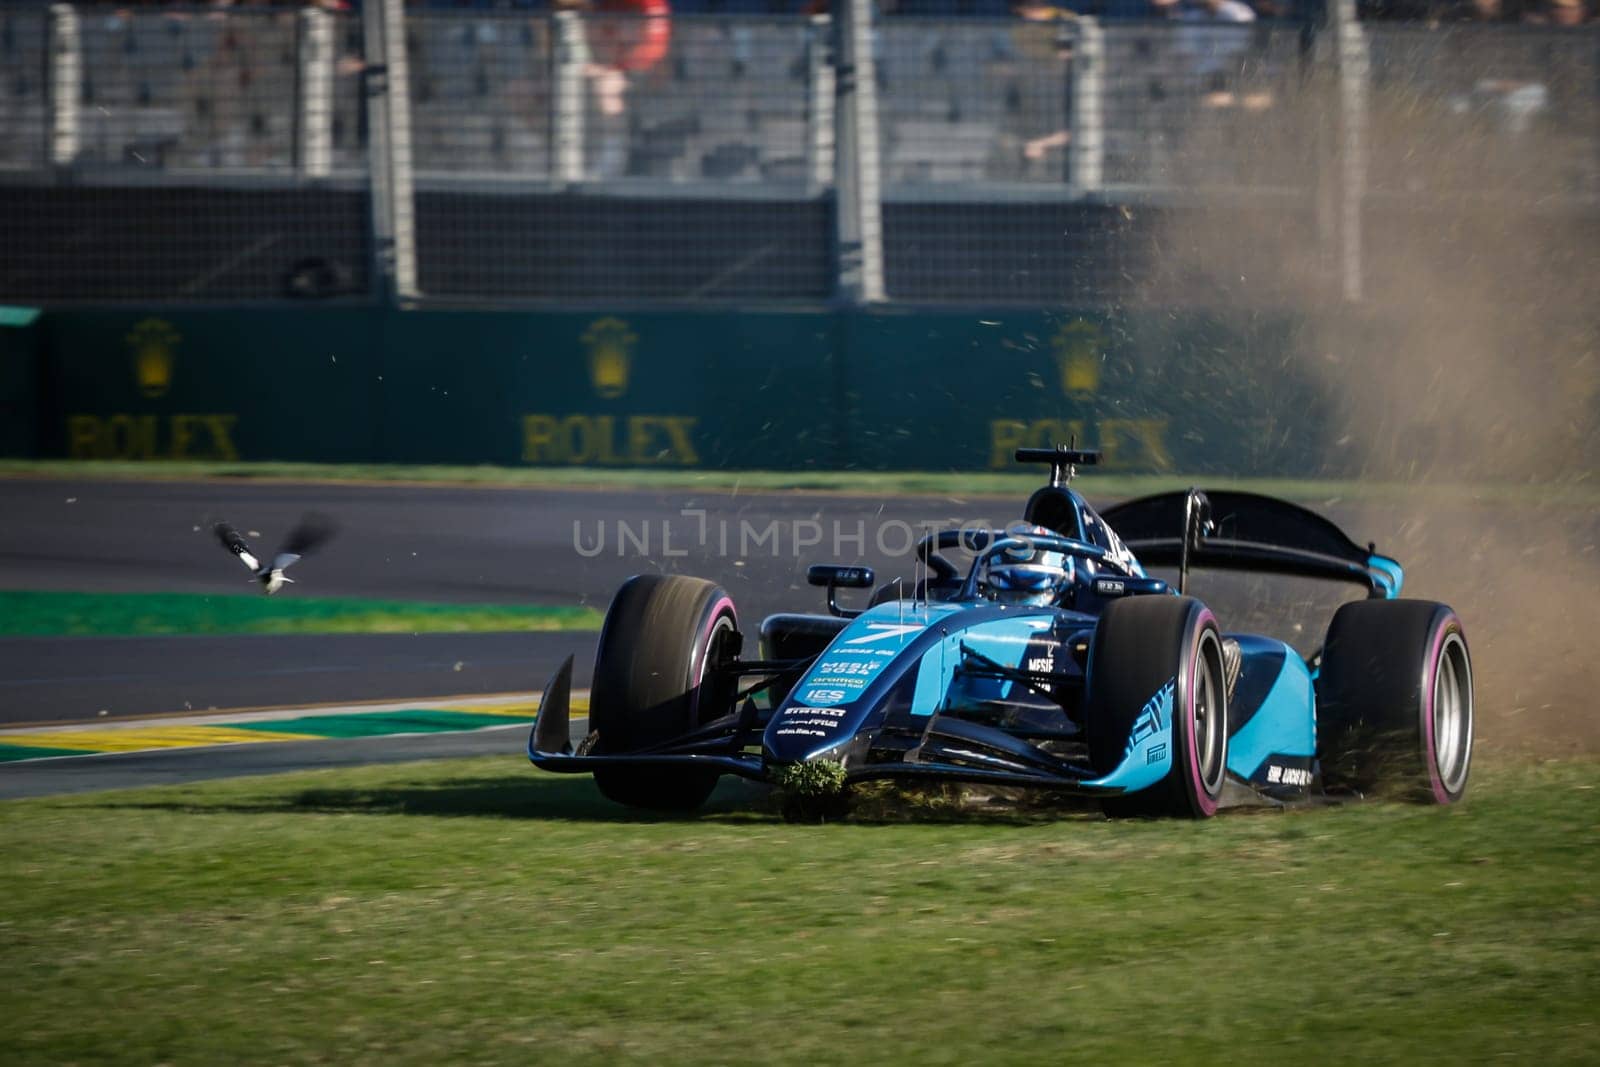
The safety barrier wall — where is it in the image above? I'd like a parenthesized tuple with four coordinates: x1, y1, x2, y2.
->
(0, 6, 373, 303)
(27, 303, 1600, 477)
(24, 305, 1344, 475)
(0, 309, 41, 460)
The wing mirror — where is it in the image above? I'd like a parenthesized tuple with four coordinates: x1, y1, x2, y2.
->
(807, 564, 874, 589)
(807, 564, 875, 619)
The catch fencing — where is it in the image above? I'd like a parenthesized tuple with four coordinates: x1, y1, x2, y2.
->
(0, 5, 370, 302)
(0, 2, 1594, 306)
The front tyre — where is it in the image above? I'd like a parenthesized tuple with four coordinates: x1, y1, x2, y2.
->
(1086, 596, 1228, 819)
(1318, 599, 1473, 804)
(590, 574, 739, 811)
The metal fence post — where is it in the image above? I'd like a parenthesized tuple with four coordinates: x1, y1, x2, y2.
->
(1330, 0, 1367, 303)
(1069, 17, 1104, 192)
(298, 7, 334, 179)
(48, 3, 80, 168)
(362, 0, 418, 300)
(807, 14, 836, 195)
(833, 0, 884, 304)
(552, 11, 588, 185)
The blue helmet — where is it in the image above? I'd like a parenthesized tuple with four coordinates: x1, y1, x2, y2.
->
(985, 524, 1072, 606)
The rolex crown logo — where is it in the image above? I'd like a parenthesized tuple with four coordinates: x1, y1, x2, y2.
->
(583, 317, 636, 400)
(127, 318, 181, 399)
(1052, 320, 1102, 398)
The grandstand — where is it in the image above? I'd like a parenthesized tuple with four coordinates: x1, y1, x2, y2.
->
(0, 0, 1594, 305)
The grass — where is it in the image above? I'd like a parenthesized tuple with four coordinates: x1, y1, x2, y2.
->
(1, 757, 1596, 1065)
(0, 590, 603, 637)
(2, 458, 1597, 506)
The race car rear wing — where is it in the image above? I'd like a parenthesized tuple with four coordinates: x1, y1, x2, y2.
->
(1099, 489, 1403, 599)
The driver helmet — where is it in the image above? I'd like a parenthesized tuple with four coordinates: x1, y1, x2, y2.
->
(986, 523, 1072, 607)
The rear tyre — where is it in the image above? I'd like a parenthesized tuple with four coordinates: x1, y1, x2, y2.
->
(1086, 596, 1228, 819)
(1318, 599, 1472, 804)
(590, 574, 739, 811)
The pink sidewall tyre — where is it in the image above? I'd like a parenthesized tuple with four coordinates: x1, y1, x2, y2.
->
(590, 574, 739, 811)
(1086, 596, 1228, 819)
(1318, 599, 1473, 804)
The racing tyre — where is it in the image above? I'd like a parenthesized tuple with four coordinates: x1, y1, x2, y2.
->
(1317, 599, 1472, 804)
(1086, 596, 1228, 819)
(590, 574, 739, 811)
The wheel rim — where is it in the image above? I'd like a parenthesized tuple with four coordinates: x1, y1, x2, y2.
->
(701, 616, 735, 684)
(691, 611, 737, 723)
(1195, 631, 1227, 794)
(1431, 632, 1473, 795)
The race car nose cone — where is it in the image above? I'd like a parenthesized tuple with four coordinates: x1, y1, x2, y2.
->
(763, 703, 855, 764)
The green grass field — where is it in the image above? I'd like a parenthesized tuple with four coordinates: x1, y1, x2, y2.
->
(2, 756, 1595, 1065)
(0, 591, 602, 637)
(4, 458, 1597, 507)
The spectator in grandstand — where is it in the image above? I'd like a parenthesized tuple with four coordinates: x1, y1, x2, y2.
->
(556, 0, 672, 178)
(589, 0, 673, 77)
(1526, 0, 1590, 22)
(1160, 0, 1273, 110)
(1151, 0, 1256, 26)
(1354, 0, 1579, 21)
(1005, 0, 1078, 166)
(1010, 0, 1077, 20)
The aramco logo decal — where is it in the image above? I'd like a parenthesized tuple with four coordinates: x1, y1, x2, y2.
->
(127, 318, 180, 399)
(583, 317, 636, 399)
(1052, 319, 1101, 398)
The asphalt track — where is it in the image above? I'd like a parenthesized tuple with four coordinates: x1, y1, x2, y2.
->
(0, 631, 595, 724)
(0, 475, 1550, 726)
(4, 475, 1590, 795)
(0, 475, 1109, 724)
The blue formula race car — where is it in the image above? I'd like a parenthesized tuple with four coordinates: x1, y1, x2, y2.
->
(531, 447, 1474, 817)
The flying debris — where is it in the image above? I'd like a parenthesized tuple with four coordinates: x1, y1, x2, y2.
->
(214, 512, 338, 594)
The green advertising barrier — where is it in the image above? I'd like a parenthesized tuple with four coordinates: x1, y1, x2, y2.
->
(842, 309, 1335, 475)
(0, 306, 41, 460)
(25, 306, 851, 470)
(37, 308, 384, 463)
(23, 304, 1354, 475)
(373, 308, 846, 469)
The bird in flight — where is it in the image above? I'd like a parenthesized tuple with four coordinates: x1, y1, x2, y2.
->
(213, 513, 337, 594)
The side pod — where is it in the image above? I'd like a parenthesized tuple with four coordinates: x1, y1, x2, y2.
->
(531, 655, 575, 756)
